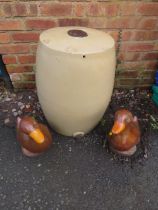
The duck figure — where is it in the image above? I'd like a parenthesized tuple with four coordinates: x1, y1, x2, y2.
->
(17, 116, 52, 157)
(109, 109, 140, 156)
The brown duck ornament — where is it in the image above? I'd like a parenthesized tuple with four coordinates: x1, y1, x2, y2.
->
(109, 109, 140, 156)
(17, 116, 52, 157)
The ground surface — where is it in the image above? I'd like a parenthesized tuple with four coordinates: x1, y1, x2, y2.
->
(0, 86, 158, 210)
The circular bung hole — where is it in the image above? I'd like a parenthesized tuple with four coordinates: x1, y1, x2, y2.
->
(67, 29, 88, 38)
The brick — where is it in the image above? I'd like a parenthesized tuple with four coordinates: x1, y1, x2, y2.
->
(105, 3, 119, 17)
(40, 3, 72, 16)
(122, 30, 158, 41)
(10, 73, 35, 82)
(154, 43, 158, 51)
(88, 18, 107, 28)
(24, 74, 35, 81)
(25, 19, 56, 30)
(121, 43, 154, 52)
(137, 2, 158, 16)
(0, 20, 24, 30)
(137, 18, 157, 30)
(74, 3, 86, 17)
(144, 61, 157, 69)
(118, 60, 157, 70)
(118, 61, 157, 71)
(0, 33, 11, 43)
(118, 62, 144, 71)
(13, 82, 36, 89)
(117, 70, 138, 78)
(29, 4, 38, 16)
(140, 78, 155, 85)
(106, 17, 137, 29)
(143, 31, 158, 40)
(13, 3, 27, 17)
(1, 3, 13, 17)
(120, 2, 136, 16)
(3, 55, 17, 64)
(87, 3, 104, 16)
(143, 70, 155, 78)
(10, 73, 22, 82)
(12, 3, 38, 17)
(87, 3, 118, 17)
(6, 65, 33, 73)
(118, 52, 141, 62)
(18, 55, 36, 64)
(107, 30, 119, 42)
(119, 78, 154, 87)
(58, 18, 88, 27)
(0, 44, 30, 54)
(30, 44, 38, 53)
(142, 52, 158, 60)
(122, 31, 132, 41)
(12, 32, 40, 42)
(119, 79, 141, 86)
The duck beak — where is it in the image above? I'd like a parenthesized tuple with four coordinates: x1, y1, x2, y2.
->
(112, 121, 125, 134)
(29, 129, 45, 144)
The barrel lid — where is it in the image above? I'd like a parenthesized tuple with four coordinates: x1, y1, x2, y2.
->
(40, 27, 115, 55)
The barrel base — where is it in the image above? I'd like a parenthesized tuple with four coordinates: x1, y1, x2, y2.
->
(73, 132, 85, 138)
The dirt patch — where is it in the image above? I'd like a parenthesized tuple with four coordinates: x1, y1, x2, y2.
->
(0, 83, 46, 128)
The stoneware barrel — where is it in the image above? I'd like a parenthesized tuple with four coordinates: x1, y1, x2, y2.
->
(36, 27, 116, 137)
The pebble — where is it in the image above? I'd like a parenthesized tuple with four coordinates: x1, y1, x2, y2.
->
(20, 105, 25, 110)
(12, 108, 16, 112)
(4, 118, 10, 124)
(144, 153, 148, 159)
(13, 112, 18, 117)
(12, 93, 16, 98)
(2, 195, 6, 199)
(65, 170, 68, 175)
(26, 104, 30, 109)
(18, 102, 23, 107)
(5, 97, 11, 102)
(18, 110, 22, 115)
(130, 90, 134, 93)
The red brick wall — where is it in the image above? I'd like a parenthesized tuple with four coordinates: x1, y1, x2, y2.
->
(0, 0, 158, 89)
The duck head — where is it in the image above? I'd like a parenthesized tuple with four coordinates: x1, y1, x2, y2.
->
(111, 109, 134, 135)
(17, 116, 45, 144)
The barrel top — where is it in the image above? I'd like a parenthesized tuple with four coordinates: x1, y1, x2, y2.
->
(40, 27, 115, 54)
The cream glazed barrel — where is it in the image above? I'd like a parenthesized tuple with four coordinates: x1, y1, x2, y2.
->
(36, 27, 116, 137)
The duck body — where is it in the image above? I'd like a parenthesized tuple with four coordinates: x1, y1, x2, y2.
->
(109, 109, 140, 156)
(17, 116, 52, 157)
